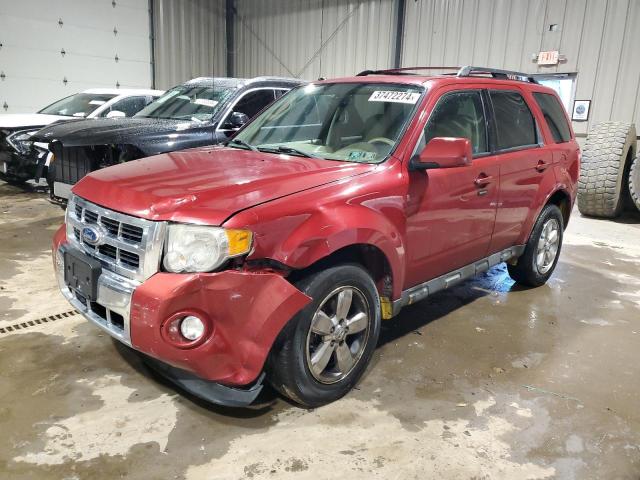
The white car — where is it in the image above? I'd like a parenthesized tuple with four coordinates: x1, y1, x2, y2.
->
(1, 88, 164, 183)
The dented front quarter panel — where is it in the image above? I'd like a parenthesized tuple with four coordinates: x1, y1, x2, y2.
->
(224, 159, 409, 299)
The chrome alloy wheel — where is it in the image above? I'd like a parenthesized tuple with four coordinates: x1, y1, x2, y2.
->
(536, 218, 560, 275)
(305, 286, 371, 384)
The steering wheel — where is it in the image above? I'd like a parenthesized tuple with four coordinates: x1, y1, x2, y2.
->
(367, 137, 395, 147)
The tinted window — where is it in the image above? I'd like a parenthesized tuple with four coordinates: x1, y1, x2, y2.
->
(490, 91, 537, 150)
(232, 90, 276, 120)
(101, 96, 149, 117)
(533, 92, 571, 143)
(423, 90, 488, 154)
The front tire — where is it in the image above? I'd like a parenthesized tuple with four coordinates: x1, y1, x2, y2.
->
(508, 204, 564, 287)
(267, 264, 381, 408)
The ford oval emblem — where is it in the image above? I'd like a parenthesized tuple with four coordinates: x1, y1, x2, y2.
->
(81, 226, 103, 246)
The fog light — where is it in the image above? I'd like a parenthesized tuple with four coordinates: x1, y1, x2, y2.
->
(180, 315, 205, 341)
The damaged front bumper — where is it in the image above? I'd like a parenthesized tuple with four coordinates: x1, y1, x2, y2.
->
(53, 226, 311, 406)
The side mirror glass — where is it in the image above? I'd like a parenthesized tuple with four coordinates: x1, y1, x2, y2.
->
(106, 110, 126, 118)
(226, 111, 250, 130)
(411, 137, 473, 170)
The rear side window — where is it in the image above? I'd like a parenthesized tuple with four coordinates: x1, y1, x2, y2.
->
(533, 92, 572, 143)
(489, 91, 537, 150)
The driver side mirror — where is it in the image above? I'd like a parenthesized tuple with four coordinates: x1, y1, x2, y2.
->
(106, 110, 126, 119)
(226, 111, 250, 131)
(410, 137, 472, 170)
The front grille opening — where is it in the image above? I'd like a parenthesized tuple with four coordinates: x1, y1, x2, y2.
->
(98, 244, 117, 260)
(121, 223, 143, 243)
(119, 250, 140, 268)
(101, 217, 120, 236)
(90, 301, 107, 321)
(110, 311, 124, 330)
(75, 204, 83, 219)
(84, 210, 98, 224)
(73, 227, 80, 241)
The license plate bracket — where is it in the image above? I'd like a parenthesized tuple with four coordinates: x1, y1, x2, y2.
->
(64, 249, 102, 301)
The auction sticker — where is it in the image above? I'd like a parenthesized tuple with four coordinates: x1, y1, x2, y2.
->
(369, 91, 420, 104)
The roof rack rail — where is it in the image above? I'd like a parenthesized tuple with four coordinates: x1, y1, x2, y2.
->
(356, 65, 538, 84)
(457, 66, 538, 84)
(356, 66, 460, 76)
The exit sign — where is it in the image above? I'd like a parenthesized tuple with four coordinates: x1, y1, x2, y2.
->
(538, 50, 560, 66)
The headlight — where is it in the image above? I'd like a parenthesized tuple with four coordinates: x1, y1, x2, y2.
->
(163, 224, 253, 273)
(6, 129, 38, 154)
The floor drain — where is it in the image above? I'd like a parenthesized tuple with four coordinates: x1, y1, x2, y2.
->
(0, 310, 79, 335)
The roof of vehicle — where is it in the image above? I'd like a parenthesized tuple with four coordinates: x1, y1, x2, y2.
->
(314, 66, 554, 92)
(184, 76, 305, 88)
(82, 88, 164, 96)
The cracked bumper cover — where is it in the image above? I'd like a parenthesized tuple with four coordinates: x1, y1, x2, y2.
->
(53, 226, 311, 404)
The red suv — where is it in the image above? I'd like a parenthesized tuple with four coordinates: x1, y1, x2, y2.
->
(53, 67, 580, 407)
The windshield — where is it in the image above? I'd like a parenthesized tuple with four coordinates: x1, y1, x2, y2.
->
(38, 93, 117, 117)
(233, 83, 423, 163)
(135, 84, 234, 122)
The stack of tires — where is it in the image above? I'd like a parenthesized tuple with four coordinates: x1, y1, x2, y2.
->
(578, 122, 640, 218)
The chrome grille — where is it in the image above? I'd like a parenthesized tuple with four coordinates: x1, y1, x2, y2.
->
(66, 195, 166, 282)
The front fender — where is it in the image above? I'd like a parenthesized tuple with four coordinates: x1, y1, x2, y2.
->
(248, 204, 406, 299)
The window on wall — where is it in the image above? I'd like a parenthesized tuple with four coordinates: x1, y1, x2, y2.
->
(489, 90, 537, 150)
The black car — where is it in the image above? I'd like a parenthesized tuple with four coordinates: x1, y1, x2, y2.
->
(34, 76, 303, 201)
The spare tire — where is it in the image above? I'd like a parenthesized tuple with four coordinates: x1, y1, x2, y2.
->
(577, 122, 637, 218)
(629, 154, 640, 212)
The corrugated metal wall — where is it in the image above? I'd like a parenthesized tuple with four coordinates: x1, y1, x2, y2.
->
(233, 0, 397, 80)
(152, 0, 640, 135)
(402, 0, 640, 135)
(152, 0, 226, 89)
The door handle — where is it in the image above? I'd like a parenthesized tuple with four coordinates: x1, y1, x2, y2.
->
(535, 160, 548, 172)
(474, 174, 493, 187)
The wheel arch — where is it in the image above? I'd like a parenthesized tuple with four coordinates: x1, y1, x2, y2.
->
(546, 188, 572, 229)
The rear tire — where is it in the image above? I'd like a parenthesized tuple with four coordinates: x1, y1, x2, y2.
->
(267, 264, 381, 408)
(629, 154, 640, 213)
(508, 204, 564, 287)
(577, 122, 636, 218)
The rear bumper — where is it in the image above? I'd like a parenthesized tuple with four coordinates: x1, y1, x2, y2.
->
(53, 226, 311, 401)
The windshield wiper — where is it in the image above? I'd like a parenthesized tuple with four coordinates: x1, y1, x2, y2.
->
(227, 138, 258, 152)
(259, 145, 322, 159)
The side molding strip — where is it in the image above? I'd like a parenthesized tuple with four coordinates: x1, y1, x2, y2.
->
(391, 245, 525, 316)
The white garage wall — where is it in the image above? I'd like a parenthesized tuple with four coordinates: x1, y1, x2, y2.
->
(0, 0, 152, 114)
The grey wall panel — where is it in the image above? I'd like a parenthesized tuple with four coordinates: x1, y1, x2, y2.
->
(402, 0, 640, 134)
(152, 0, 226, 89)
(234, 0, 396, 81)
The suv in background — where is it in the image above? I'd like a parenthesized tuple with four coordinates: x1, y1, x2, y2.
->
(0, 88, 163, 184)
(33, 76, 303, 201)
(52, 67, 579, 408)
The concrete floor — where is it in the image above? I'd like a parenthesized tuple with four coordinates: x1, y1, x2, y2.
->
(1, 181, 639, 480)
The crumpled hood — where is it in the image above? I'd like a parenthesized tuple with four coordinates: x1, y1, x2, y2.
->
(0, 113, 69, 129)
(31, 117, 198, 146)
(72, 147, 375, 224)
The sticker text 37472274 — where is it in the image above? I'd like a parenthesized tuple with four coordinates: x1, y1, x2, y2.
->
(368, 90, 421, 104)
